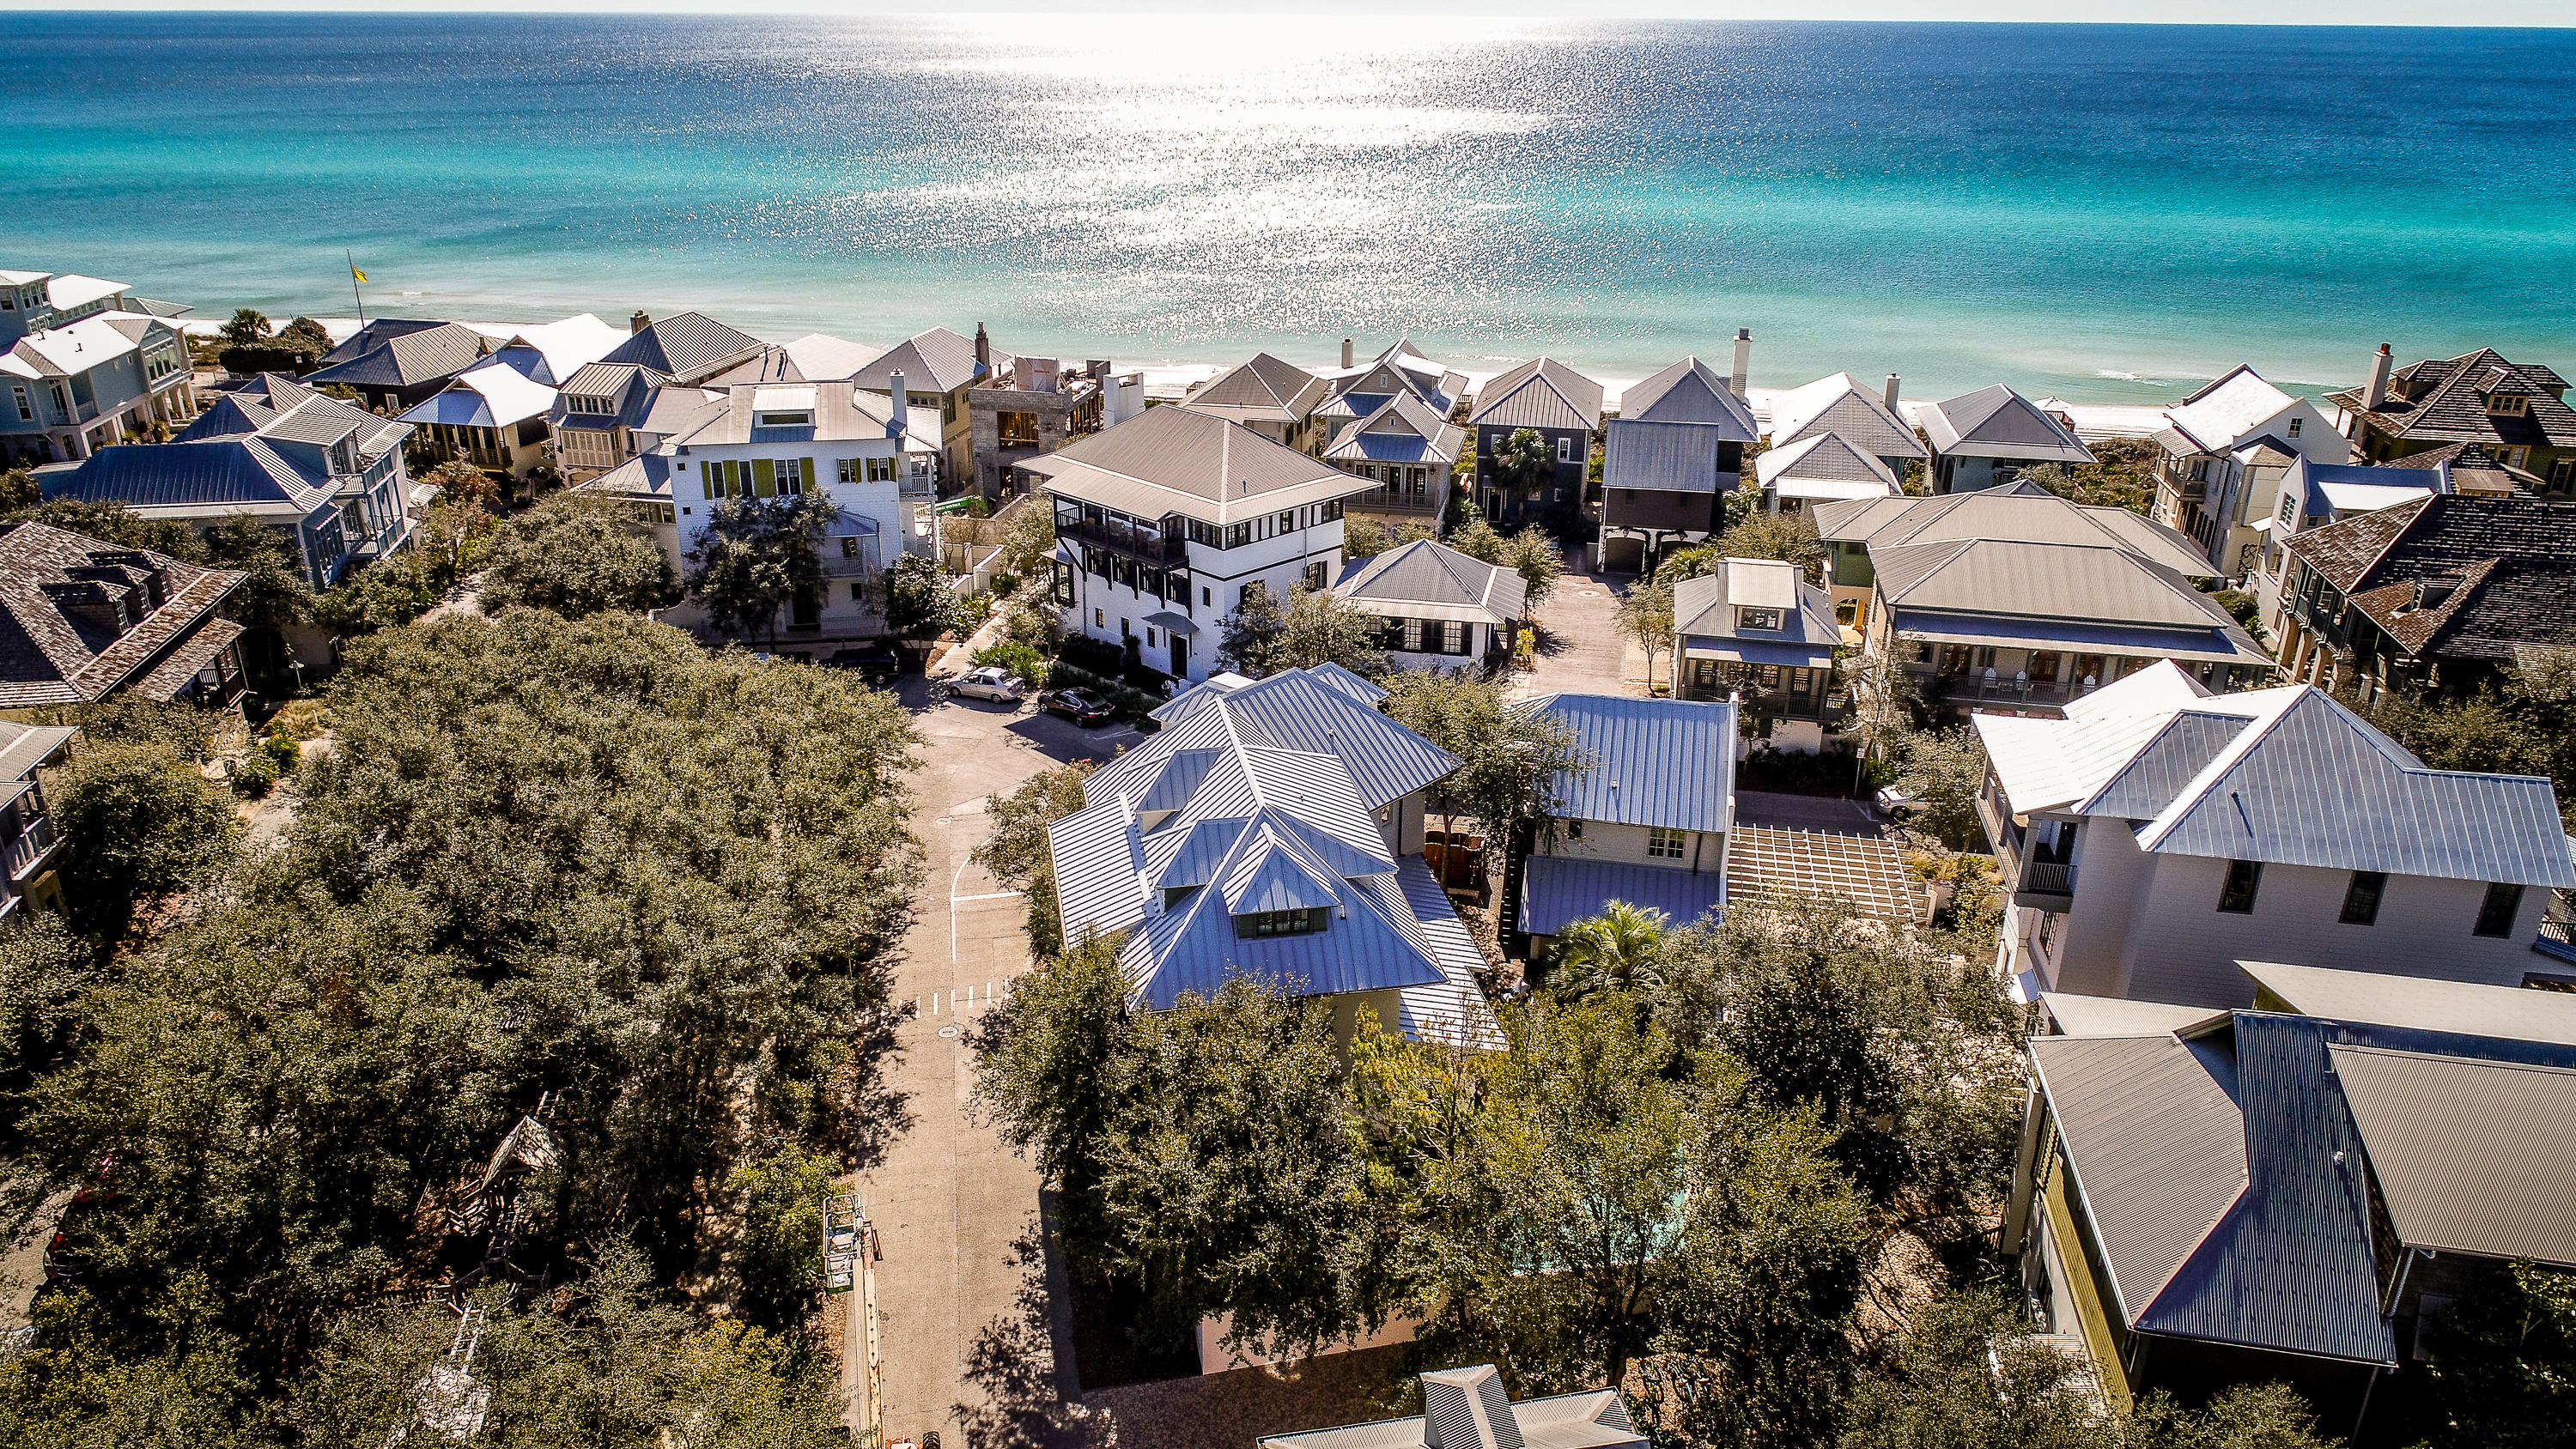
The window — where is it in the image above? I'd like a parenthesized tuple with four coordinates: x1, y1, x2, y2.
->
(756, 411, 813, 427)
(866, 455, 897, 482)
(1737, 607, 1783, 632)
(1053, 560, 1075, 607)
(2339, 870, 2386, 926)
(2473, 882, 2524, 938)
(2287, 416, 2303, 438)
(1555, 436, 1574, 463)
(1093, 608, 1105, 627)
(9, 385, 29, 421)
(1443, 620, 1466, 654)
(1402, 618, 1425, 652)
(1201, 585, 1212, 606)
(1647, 828, 1686, 860)
(2488, 394, 2530, 417)
(1236, 907, 1327, 938)
(2551, 458, 2574, 493)
(838, 458, 860, 483)
(2217, 859, 2262, 913)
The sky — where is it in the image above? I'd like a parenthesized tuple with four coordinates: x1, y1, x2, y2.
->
(1, 0, 2569, 25)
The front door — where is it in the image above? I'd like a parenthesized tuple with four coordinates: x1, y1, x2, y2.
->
(1170, 634, 1189, 680)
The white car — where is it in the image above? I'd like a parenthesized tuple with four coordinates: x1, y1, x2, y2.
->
(947, 667, 1027, 703)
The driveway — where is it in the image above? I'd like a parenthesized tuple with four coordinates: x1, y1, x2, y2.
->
(1516, 570, 1639, 699)
(850, 675, 1138, 1447)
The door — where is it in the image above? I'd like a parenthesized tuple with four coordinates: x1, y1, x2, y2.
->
(1170, 634, 1189, 680)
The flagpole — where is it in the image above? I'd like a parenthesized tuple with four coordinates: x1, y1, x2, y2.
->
(347, 250, 367, 326)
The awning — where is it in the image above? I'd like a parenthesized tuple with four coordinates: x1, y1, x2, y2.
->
(1144, 610, 1200, 637)
(1518, 854, 1723, 939)
(1680, 634, 1835, 667)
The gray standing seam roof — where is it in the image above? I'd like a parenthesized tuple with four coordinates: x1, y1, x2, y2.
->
(1601, 418, 1734, 494)
(854, 326, 984, 395)
(1332, 538, 1526, 621)
(1189, 352, 1328, 420)
(1619, 357, 1759, 437)
(1470, 357, 1604, 432)
(1038, 403, 1358, 524)
(2330, 1045, 2576, 1269)
(1920, 383, 2096, 464)
(1519, 853, 1724, 937)
(303, 320, 487, 389)
(1528, 694, 1731, 833)
(598, 312, 764, 380)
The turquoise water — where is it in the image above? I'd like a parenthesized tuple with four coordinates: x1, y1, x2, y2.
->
(5, 12, 2573, 400)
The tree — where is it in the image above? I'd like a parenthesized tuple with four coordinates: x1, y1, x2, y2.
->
(969, 934, 1131, 1264)
(1896, 724, 1990, 851)
(417, 458, 503, 514)
(1447, 516, 1508, 565)
(1218, 579, 1290, 676)
(0, 911, 97, 1080)
(1493, 427, 1558, 502)
(0, 1277, 262, 1449)
(972, 761, 1097, 956)
(272, 316, 332, 360)
(1502, 526, 1564, 610)
(202, 512, 313, 631)
(1616, 574, 1675, 693)
(1, 466, 39, 512)
(218, 309, 269, 348)
(683, 492, 835, 641)
(1, 499, 205, 561)
(1842, 650, 1922, 791)
(1380, 670, 1590, 863)
(2406, 1257, 2576, 1448)
(882, 552, 958, 641)
(51, 739, 240, 937)
(1836, 1291, 2112, 1449)
(725, 1144, 841, 1331)
(1711, 508, 1823, 579)
(1276, 584, 1388, 676)
(994, 497, 1058, 581)
(1343, 516, 1436, 563)
(2127, 1383, 2347, 1449)
(1549, 900, 1668, 997)
(478, 493, 677, 619)
(313, 500, 495, 639)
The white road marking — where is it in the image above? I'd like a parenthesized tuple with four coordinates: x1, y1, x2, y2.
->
(949, 890, 1024, 903)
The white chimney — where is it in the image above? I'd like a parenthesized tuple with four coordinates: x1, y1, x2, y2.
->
(885, 370, 905, 439)
(1884, 373, 1900, 410)
(1341, 337, 1354, 369)
(1730, 328, 1752, 401)
(2364, 343, 2393, 412)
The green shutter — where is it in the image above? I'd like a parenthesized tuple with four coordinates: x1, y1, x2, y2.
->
(700, 462, 716, 500)
(753, 458, 775, 497)
(799, 457, 815, 495)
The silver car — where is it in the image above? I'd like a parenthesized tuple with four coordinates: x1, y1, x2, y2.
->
(941, 666, 1027, 704)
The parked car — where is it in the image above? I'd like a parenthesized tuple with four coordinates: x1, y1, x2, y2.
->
(1874, 785, 1921, 820)
(824, 644, 902, 686)
(1039, 688, 1115, 726)
(940, 667, 1026, 704)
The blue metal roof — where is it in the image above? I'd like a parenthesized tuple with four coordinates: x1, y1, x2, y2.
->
(401, 389, 498, 428)
(1528, 694, 1735, 833)
(1602, 418, 1732, 494)
(52, 437, 331, 512)
(1518, 854, 1723, 938)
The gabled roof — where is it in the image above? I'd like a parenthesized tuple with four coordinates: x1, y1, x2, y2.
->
(780, 332, 882, 383)
(1754, 433, 1901, 499)
(2282, 456, 2445, 522)
(1811, 486, 2214, 577)
(1619, 356, 1759, 437)
(1332, 538, 1525, 624)
(1525, 694, 1730, 834)
(854, 326, 985, 395)
(313, 317, 447, 367)
(1918, 384, 2095, 464)
(1974, 662, 2573, 886)
(1186, 352, 1328, 424)
(2160, 365, 2300, 454)
(550, 361, 670, 430)
(1321, 391, 1464, 465)
(488, 313, 623, 386)
(1468, 357, 1603, 433)
(2328, 349, 2576, 450)
(1601, 418, 1737, 495)
(404, 355, 556, 430)
(7, 313, 172, 379)
(1873, 537, 2246, 631)
(1673, 558, 1839, 653)
(304, 320, 488, 390)
(0, 523, 246, 707)
(658, 381, 917, 449)
(2330, 1046, 2576, 1268)
(1766, 373, 1924, 461)
(1029, 403, 1361, 525)
(64, 391, 406, 518)
(1320, 339, 1465, 416)
(2280, 494, 2576, 664)
(596, 312, 764, 382)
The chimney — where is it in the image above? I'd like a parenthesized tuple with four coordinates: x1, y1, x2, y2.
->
(1884, 373, 1901, 410)
(629, 309, 651, 336)
(1730, 328, 1752, 401)
(974, 323, 990, 377)
(1341, 337, 1354, 369)
(2364, 343, 2392, 411)
(885, 371, 905, 439)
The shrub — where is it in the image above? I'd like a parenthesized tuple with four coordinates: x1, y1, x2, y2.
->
(259, 733, 302, 774)
(2212, 588, 2260, 626)
(990, 572, 1023, 598)
(1056, 633, 1127, 676)
(973, 640, 1050, 689)
(265, 699, 329, 742)
(232, 752, 279, 799)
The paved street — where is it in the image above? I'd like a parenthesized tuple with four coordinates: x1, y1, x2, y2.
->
(1516, 570, 1640, 698)
(850, 677, 1142, 1448)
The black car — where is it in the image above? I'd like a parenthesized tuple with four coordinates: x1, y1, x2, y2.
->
(824, 645, 903, 686)
(1039, 687, 1115, 726)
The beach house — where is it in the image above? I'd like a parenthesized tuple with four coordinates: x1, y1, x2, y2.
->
(1753, 433, 1902, 517)
(1816, 483, 2265, 713)
(855, 325, 993, 495)
(1764, 373, 1925, 484)
(1323, 391, 1464, 528)
(2, 269, 197, 465)
(1972, 661, 2571, 1008)
(1045, 664, 1496, 1047)
(301, 319, 493, 415)
(966, 355, 1121, 502)
(1028, 403, 1371, 684)
(2148, 365, 2349, 578)
(1329, 537, 1523, 674)
(1468, 357, 1602, 525)
(1917, 384, 2096, 494)
(595, 311, 767, 386)
(398, 355, 561, 482)
(1670, 557, 1842, 750)
(1596, 355, 1761, 573)
(548, 362, 671, 481)
(1182, 352, 1329, 452)
(0, 523, 248, 711)
(2006, 965, 2576, 1425)
(2327, 343, 2576, 494)
(1312, 338, 1468, 446)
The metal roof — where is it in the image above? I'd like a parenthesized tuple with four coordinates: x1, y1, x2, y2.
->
(1812, 487, 2212, 578)
(1672, 560, 1839, 658)
(1766, 373, 1924, 461)
(1468, 357, 1603, 432)
(1918, 384, 2096, 464)
(1619, 357, 1759, 436)
(1601, 417, 1734, 494)
(1518, 853, 1723, 938)
(2040, 992, 2229, 1038)
(854, 325, 984, 395)
(1261, 1375, 1640, 1449)
(1037, 403, 1363, 526)
(1526, 694, 1732, 833)
(1332, 538, 1525, 622)
(1321, 390, 1464, 464)
(2161, 366, 2302, 454)
(2331, 1045, 2576, 1268)
(305, 319, 487, 389)
(2243, 961, 2576, 1046)
(598, 312, 765, 382)
(1756, 432, 1901, 491)
(0, 721, 76, 781)
(1185, 351, 1328, 422)
(1874, 537, 2241, 628)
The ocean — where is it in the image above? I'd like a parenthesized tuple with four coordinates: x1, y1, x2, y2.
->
(5, 11, 2572, 402)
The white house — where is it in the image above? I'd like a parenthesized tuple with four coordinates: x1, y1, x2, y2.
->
(1331, 537, 1524, 673)
(2149, 365, 2351, 578)
(2, 268, 196, 465)
(1973, 661, 2573, 1008)
(1755, 432, 1902, 516)
(581, 379, 938, 640)
(1027, 403, 1374, 683)
(1765, 372, 1925, 482)
(1917, 384, 2095, 494)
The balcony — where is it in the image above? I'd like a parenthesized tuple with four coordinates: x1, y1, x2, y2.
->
(6, 815, 58, 881)
(2014, 859, 2076, 909)
(1060, 514, 1188, 567)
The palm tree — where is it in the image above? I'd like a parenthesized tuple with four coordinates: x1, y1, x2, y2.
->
(1550, 900, 1669, 998)
(220, 308, 270, 348)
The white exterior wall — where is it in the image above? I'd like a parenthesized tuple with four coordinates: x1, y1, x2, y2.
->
(660, 437, 917, 639)
(1058, 514, 1346, 683)
(2005, 812, 2553, 1007)
(1539, 820, 1722, 874)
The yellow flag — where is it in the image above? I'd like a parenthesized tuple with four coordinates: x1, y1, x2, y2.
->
(351, 265, 368, 282)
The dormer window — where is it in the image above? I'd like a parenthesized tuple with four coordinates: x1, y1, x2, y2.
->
(1235, 907, 1328, 938)
(2488, 394, 2530, 417)
(756, 410, 814, 427)
(1737, 606, 1783, 632)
